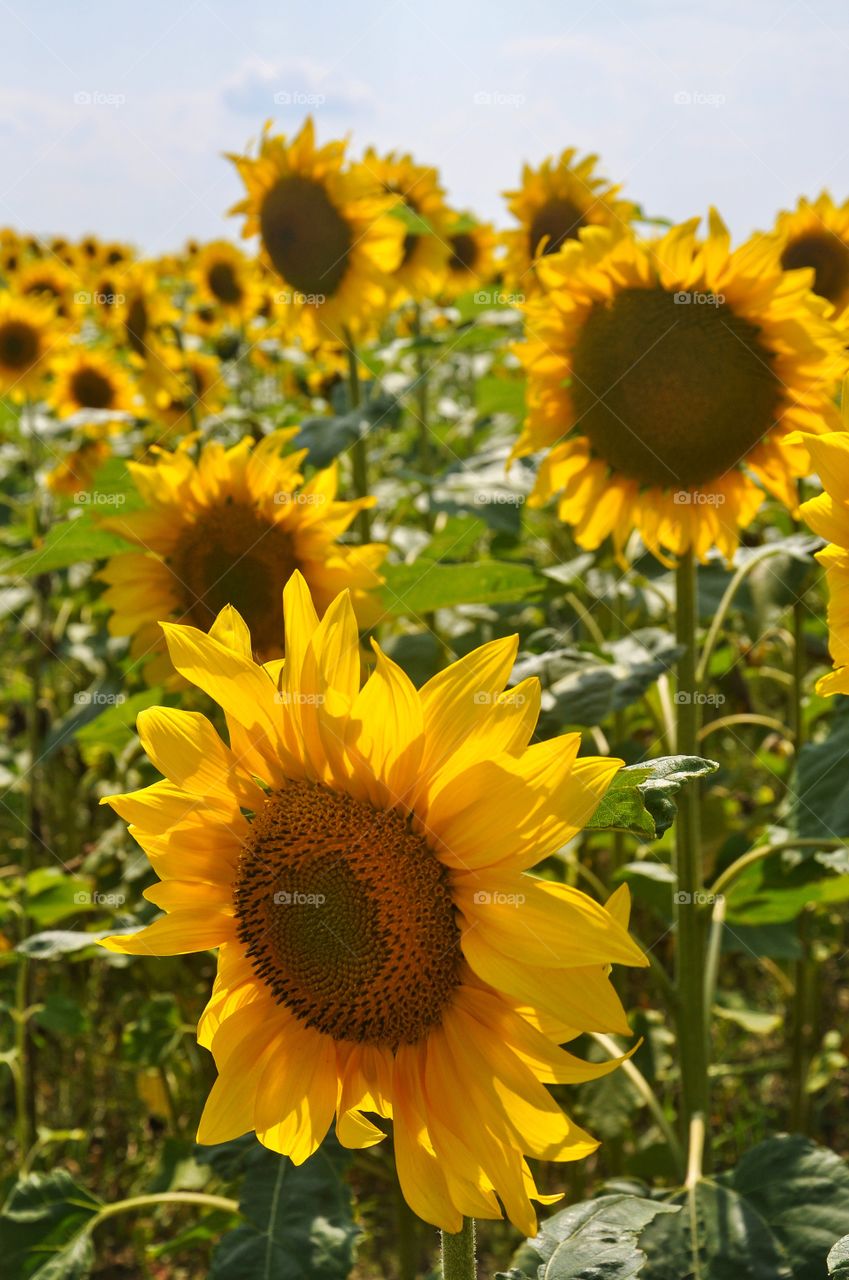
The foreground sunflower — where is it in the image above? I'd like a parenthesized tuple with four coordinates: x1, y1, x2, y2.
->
(99, 430, 385, 682)
(515, 215, 847, 562)
(774, 192, 849, 318)
(363, 147, 452, 302)
(503, 148, 638, 291)
(800, 430, 849, 696)
(0, 294, 57, 399)
(101, 572, 646, 1233)
(229, 117, 404, 341)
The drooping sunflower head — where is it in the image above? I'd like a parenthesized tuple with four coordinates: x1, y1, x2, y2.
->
(0, 294, 56, 398)
(442, 215, 499, 299)
(362, 147, 452, 302)
(515, 213, 848, 562)
(192, 239, 258, 318)
(98, 430, 386, 682)
(228, 117, 404, 341)
(503, 147, 638, 292)
(101, 570, 646, 1234)
(799, 428, 849, 696)
(49, 347, 137, 420)
(773, 192, 849, 317)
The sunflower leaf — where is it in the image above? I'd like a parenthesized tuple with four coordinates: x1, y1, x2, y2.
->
(829, 1236, 849, 1277)
(0, 1170, 101, 1280)
(0, 516, 129, 577)
(507, 1193, 680, 1280)
(587, 756, 719, 838)
(379, 559, 544, 615)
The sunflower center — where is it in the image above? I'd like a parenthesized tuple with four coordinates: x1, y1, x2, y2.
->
(70, 366, 115, 410)
(208, 261, 243, 306)
(569, 286, 780, 489)
(125, 296, 148, 356)
(529, 197, 586, 258)
(0, 320, 39, 369)
(169, 502, 297, 658)
(259, 175, 352, 298)
(781, 230, 849, 307)
(449, 232, 478, 272)
(235, 781, 462, 1047)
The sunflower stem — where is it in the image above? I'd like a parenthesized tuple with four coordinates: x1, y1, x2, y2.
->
(412, 304, 435, 534)
(440, 1217, 476, 1279)
(674, 547, 710, 1171)
(344, 330, 372, 543)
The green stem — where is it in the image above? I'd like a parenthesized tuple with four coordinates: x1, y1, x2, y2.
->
(710, 837, 849, 899)
(441, 1217, 476, 1279)
(86, 1192, 239, 1237)
(592, 1033, 685, 1179)
(344, 331, 372, 543)
(695, 543, 793, 685)
(789, 908, 814, 1133)
(412, 305, 434, 533)
(674, 548, 710, 1169)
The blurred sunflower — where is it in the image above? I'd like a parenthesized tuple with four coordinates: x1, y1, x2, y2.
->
(774, 192, 849, 317)
(443, 216, 499, 299)
(192, 240, 258, 320)
(228, 117, 403, 341)
(101, 571, 646, 1234)
(50, 347, 137, 419)
(115, 266, 175, 360)
(515, 215, 847, 562)
(14, 260, 79, 323)
(46, 436, 112, 497)
(142, 349, 227, 436)
(800, 430, 849, 695)
(99, 430, 385, 681)
(0, 294, 56, 399)
(363, 148, 452, 302)
(503, 148, 638, 291)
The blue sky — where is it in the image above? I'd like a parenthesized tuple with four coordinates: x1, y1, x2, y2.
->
(3, 0, 848, 252)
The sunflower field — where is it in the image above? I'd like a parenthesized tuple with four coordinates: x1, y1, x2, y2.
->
(2, 112, 849, 1280)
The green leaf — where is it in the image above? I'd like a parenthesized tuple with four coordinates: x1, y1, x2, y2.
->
(514, 1194, 680, 1280)
(16, 930, 114, 959)
(588, 757, 719, 839)
(24, 871, 95, 928)
(379, 560, 544, 616)
(0, 517, 129, 577)
(792, 697, 849, 839)
(0, 1171, 100, 1280)
(209, 1137, 360, 1280)
(828, 1236, 849, 1277)
(641, 1182, 792, 1279)
(388, 203, 437, 236)
(75, 686, 166, 755)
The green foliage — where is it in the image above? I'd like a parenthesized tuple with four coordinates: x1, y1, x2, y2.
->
(588, 756, 719, 838)
(0, 1171, 100, 1280)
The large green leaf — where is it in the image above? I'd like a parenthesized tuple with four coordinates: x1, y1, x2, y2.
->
(0, 518, 128, 578)
(209, 1137, 360, 1280)
(0, 1171, 101, 1280)
(379, 559, 544, 616)
(499, 1195, 680, 1280)
(828, 1237, 849, 1277)
(792, 697, 849, 839)
(588, 757, 719, 839)
(642, 1138, 849, 1280)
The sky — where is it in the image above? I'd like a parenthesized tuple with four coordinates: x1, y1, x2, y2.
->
(3, 0, 849, 253)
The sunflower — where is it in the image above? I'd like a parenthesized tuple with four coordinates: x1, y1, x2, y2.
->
(114, 266, 176, 360)
(101, 570, 645, 1233)
(228, 117, 404, 341)
(14, 260, 79, 322)
(442, 216, 499, 299)
(45, 436, 112, 497)
(49, 347, 137, 419)
(514, 214, 848, 562)
(363, 148, 452, 302)
(773, 193, 849, 319)
(799, 430, 849, 696)
(99, 431, 386, 682)
(0, 294, 57, 399)
(192, 240, 258, 320)
(503, 148, 638, 292)
(141, 349, 228, 437)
